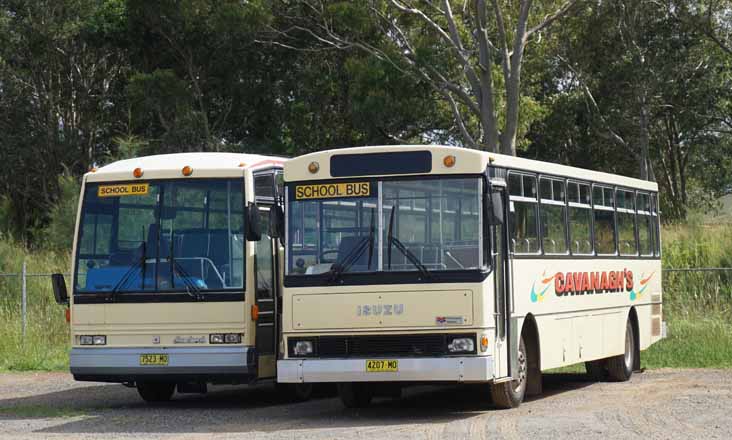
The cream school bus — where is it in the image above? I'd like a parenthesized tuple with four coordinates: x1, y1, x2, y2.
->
(52, 152, 312, 402)
(276, 145, 664, 408)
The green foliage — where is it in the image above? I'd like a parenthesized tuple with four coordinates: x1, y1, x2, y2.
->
(33, 174, 81, 253)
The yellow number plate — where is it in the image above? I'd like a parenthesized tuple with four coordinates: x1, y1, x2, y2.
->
(295, 182, 370, 200)
(366, 359, 398, 372)
(139, 354, 168, 366)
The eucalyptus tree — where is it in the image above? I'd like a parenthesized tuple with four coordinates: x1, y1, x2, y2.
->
(272, 0, 579, 155)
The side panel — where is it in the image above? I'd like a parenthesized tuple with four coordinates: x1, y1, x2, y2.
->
(511, 258, 662, 371)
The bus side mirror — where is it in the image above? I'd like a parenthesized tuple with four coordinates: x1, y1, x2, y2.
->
(52, 273, 69, 305)
(246, 203, 262, 242)
(490, 192, 504, 225)
(269, 205, 284, 241)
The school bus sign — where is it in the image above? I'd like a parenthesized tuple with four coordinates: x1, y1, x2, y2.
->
(97, 183, 149, 198)
(295, 182, 370, 200)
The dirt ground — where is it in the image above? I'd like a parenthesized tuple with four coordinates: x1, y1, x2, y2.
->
(0, 369, 730, 439)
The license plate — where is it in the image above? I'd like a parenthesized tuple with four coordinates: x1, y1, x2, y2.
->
(139, 354, 168, 366)
(366, 359, 398, 372)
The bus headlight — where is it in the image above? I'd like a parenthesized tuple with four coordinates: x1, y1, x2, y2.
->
(447, 337, 475, 353)
(224, 333, 241, 344)
(210, 333, 242, 344)
(79, 335, 94, 345)
(79, 335, 106, 345)
(290, 339, 316, 357)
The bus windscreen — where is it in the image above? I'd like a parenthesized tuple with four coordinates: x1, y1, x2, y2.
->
(74, 179, 245, 294)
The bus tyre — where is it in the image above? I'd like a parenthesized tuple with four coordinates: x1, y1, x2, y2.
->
(607, 319, 635, 382)
(490, 337, 527, 409)
(585, 359, 608, 381)
(137, 382, 175, 403)
(338, 383, 373, 408)
(278, 383, 314, 402)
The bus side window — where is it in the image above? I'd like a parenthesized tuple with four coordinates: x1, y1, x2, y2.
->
(593, 184, 617, 255)
(616, 189, 638, 256)
(637, 192, 654, 256)
(539, 177, 568, 255)
(508, 172, 539, 254)
(568, 181, 593, 255)
(651, 193, 661, 256)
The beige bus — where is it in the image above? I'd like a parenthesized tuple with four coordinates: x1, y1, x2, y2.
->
(277, 145, 665, 408)
(52, 152, 311, 402)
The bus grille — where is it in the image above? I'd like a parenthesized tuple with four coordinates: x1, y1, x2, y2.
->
(317, 334, 449, 358)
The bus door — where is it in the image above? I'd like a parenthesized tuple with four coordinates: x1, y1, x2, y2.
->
(490, 182, 519, 382)
(254, 205, 278, 379)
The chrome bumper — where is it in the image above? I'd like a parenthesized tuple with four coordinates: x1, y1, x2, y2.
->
(277, 356, 493, 383)
(70, 346, 256, 383)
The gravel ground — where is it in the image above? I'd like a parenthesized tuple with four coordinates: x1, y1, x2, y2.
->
(0, 369, 730, 439)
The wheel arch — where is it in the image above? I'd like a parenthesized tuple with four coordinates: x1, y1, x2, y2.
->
(521, 313, 541, 371)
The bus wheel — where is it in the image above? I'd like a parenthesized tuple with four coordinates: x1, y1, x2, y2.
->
(607, 319, 635, 382)
(490, 336, 527, 409)
(137, 382, 175, 403)
(338, 383, 372, 408)
(585, 359, 608, 381)
(278, 383, 314, 402)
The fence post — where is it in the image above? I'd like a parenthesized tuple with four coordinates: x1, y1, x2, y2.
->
(21, 260, 27, 341)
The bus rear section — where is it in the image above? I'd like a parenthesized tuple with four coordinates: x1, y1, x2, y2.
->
(53, 153, 300, 402)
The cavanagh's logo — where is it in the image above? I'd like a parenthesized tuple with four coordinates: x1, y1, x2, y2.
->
(528, 268, 657, 301)
(530, 271, 556, 303)
(630, 271, 655, 301)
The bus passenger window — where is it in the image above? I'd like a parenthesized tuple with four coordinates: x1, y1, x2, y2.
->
(616, 190, 638, 256)
(651, 193, 661, 256)
(593, 185, 617, 255)
(539, 177, 568, 254)
(568, 181, 592, 255)
(637, 192, 654, 256)
(508, 172, 539, 254)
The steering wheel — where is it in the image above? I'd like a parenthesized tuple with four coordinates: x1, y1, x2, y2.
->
(319, 249, 339, 263)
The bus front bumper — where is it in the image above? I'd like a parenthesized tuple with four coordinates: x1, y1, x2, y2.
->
(277, 356, 493, 383)
(70, 346, 257, 384)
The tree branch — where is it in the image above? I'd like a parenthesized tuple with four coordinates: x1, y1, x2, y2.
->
(525, 0, 579, 42)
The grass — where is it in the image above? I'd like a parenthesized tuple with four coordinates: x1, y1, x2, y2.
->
(0, 222, 731, 372)
(0, 240, 70, 371)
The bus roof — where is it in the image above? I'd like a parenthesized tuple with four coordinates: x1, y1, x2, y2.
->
(86, 152, 286, 182)
(284, 145, 658, 192)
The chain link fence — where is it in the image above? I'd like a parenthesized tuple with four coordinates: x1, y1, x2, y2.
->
(0, 262, 69, 339)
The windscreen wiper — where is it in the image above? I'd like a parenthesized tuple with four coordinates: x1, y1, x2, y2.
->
(111, 241, 147, 297)
(329, 208, 376, 283)
(168, 238, 203, 300)
(386, 205, 431, 279)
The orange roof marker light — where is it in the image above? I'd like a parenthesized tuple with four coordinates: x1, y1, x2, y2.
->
(238, 162, 247, 168)
(308, 161, 319, 174)
(182, 165, 193, 176)
(443, 154, 456, 168)
(133, 167, 143, 178)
